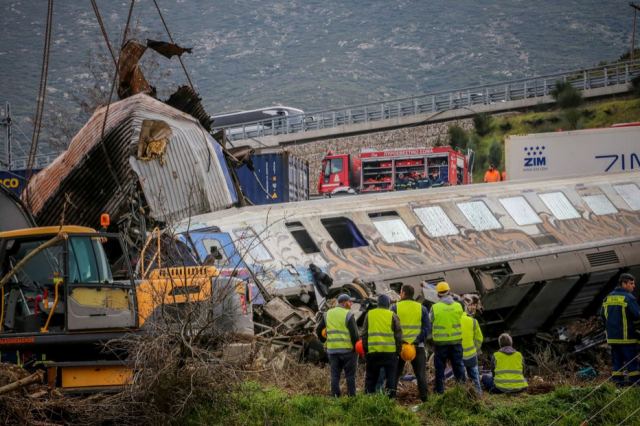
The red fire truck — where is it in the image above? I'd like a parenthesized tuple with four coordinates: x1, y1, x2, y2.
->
(318, 146, 473, 195)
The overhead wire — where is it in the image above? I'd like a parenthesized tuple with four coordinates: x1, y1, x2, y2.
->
(25, 0, 54, 194)
(616, 404, 640, 425)
(90, 0, 117, 67)
(548, 352, 640, 425)
(95, 0, 137, 192)
(152, 0, 195, 91)
(583, 382, 636, 424)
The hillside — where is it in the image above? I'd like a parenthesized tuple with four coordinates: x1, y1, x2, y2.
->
(467, 97, 640, 182)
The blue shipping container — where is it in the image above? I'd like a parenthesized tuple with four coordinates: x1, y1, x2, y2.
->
(236, 152, 309, 205)
(0, 169, 40, 196)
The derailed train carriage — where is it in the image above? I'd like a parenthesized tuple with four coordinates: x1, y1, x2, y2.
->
(176, 171, 640, 337)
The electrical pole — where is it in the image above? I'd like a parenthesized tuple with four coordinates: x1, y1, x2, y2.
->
(631, 3, 640, 60)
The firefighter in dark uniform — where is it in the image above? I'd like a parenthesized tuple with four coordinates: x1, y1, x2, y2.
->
(601, 273, 640, 386)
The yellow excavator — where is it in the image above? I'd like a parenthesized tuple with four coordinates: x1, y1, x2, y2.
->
(0, 221, 250, 392)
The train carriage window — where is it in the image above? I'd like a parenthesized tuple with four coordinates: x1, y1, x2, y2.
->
(614, 184, 640, 211)
(233, 228, 273, 262)
(539, 192, 580, 220)
(368, 211, 415, 243)
(582, 194, 618, 215)
(457, 201, 501, 231)
(499, 196, 541, 226)
(320, 217, 368, 249)
(413, 206, 459, 237)
(285, 222, 320, 254)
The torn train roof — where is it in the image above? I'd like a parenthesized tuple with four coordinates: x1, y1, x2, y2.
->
(26, 94, 237, 228)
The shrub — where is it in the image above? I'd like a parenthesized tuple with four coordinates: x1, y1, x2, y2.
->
(551, 81, 582, 109)
(562, 109, 581, 130)
(499, 121, 512, 132)
(488, 140, 503, 168)
(473, 113, 493, 136)
(631, 75, 640, 98)
(448, 125, 468, 150)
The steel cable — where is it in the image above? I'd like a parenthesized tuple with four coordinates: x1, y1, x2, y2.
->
(90, 0, 117, 67)
(96, 0, 136, 192)
(616, 404, 640, 425)
(152, 0, 195, 92)
(26, 0, 54, 193)
(583, 382, 636, 424)
(548, 352, 640, 426)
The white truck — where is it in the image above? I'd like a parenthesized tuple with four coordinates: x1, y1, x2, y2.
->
(505, 123, 640, 181)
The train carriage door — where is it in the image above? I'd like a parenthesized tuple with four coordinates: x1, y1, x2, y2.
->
(66, 235, 136, 331)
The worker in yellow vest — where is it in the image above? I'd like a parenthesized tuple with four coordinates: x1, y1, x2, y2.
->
(391, 284, 430, 402)
(460, 302, 483, 394)
(481, 333, 528, 393)
(362, 294, 403, 398)
(315, 294, 360, 396)
(429, 281, 466, 394)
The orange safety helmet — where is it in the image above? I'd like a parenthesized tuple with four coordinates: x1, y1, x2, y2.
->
(400, 343, 416, 362)
(355, 339, 365, 358)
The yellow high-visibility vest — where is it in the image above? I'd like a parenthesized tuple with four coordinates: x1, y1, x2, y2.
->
(431, 302, 463, 344)
(367, 308, 395, 353)
(326, 307, 352, 352)
(494, 351, 528, 392)
(461, 313, 483, 360)
(396, 300, 422, 344)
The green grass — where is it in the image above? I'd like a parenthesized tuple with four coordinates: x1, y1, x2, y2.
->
(468, 97, 640, 182)
(184, 381, 418, 426)
(181, 382, 640, 426)
(419, 384, 640, 426)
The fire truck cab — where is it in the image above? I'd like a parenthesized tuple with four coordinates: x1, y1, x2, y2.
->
(318, 147, 472, 195)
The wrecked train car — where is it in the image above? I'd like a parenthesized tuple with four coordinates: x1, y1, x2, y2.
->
(24, 94, 237, 246)
(175, 171, 640, 337)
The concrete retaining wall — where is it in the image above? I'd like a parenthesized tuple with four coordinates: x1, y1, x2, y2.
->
(282, 118, 473, 194)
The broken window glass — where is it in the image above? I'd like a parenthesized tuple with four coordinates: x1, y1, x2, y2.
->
(286, 221, 320, 254)
(413, 206, 459, 237)
(539, 192, 580, 220)
(233, 228, 273, 262)
(321, 217, 368, 249)
(582, 194, 618, 216)
(614, 184, 640, 211)
(368, 211, 415, 243)
(499, 196, 541, 226)
(457, 201, 501, 231)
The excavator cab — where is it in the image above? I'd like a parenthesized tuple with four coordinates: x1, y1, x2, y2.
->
(0, 226, 137, 387)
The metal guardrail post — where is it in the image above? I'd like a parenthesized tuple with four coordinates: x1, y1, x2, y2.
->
(364, 105, 368, 122)
(626, 64, 630, 82)
(431, 96, 436, 111)
(583, 71, 587, 90)
(604, 68, 608, 86)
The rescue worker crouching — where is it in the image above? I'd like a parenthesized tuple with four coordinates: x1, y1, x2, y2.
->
(362, 294, 403, 398)
(600, 273, 640, 386)
(430, 281, 466, 393)
(481, 333, 528, 394)
(391, 284, 431, 402)
(316, 294, 360, 397)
